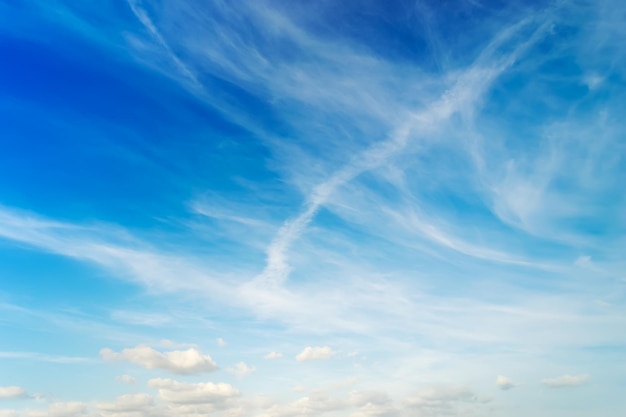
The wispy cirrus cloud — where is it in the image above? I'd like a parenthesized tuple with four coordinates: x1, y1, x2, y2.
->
(1, 1, 626, 415)
(126, 0, 201, 90)
(0, 352, 88, 364)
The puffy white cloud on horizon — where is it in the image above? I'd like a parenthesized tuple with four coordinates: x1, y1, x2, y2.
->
(349, 391, 397, 417)
(542, 374, 590, 388)
(35, 402, 88, 417)
(100, 345, 218, 374)
(148, 378, 239, 404)
(228, 361, 256, 378)
(257, 391, 347, 417)
(264, 351, 283, 359)
(495, 375, 518, 390)
(0, 386, 26, 399)
(0, 378, 497, 417)
(217, 337, 227, 347)
(97, 393, 153, 413)
(296, 346, 335, 362)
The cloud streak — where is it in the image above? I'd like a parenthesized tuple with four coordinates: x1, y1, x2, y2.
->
(542, 374, 590, 388)
(252, 13, 554, 287)
(1, 1, 625, 415)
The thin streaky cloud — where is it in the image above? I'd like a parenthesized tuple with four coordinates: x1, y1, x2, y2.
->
(0, 1, 624, 416)
(0, 352, 89, 364)
(126, 0, 201, 90)
(254, 14, 554, 287)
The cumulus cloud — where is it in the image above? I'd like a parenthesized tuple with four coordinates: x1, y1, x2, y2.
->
(115, 374, 137, 384)
(258, 391, 347, 417)
(542, 374, 590, 388)
(33, 402, 88, 417)
(495, 375, 518, 390)
(348, 391, 398, 417)
(228, 362, 256, 378)
(296, 346, 335, 362)
(148, 378, 239, 404)
(0, 386, 26, 399)
(100, 345, 218, 374)
(349, 402, 399, 417)
(217, 337, 227, 347)
(97, 393, 153, 413)
(264, 352, 283, 359)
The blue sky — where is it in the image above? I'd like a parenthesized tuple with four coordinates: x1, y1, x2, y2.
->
(1, 0, 625, 416)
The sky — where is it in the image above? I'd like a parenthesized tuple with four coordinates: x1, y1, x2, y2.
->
(0, 0, 625, 416)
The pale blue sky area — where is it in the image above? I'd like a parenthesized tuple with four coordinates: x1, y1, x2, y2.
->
(0, 0, 625, 416)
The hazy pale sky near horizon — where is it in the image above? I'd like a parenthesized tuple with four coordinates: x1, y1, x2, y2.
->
(1, 0, 625, 416)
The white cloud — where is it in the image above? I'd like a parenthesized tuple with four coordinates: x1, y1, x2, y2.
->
(0, 386, 26, 399)
(349, 391, 391, 407)
(97, 393, 153, 412)
(264, 352, 283, 359)
(126, 0, 201, 90)
(542, 374, 590, 388)
(0, 206, 229, 300)
(258, 392, 347, 417)
(228, 362, 256, 378)
(100, 345, 218, 374)
(405, 386, 485, 417)
(0, 351, 87, 364)
(115, 374, 137, 384)
(244, 11, 555, 289)
(296, 346, 335, 362)
(349, 391, 397, 417)
(349, 402, 399, 417)
(39, 402, 87, 417)
(217, 337, 227, 347)
(0, 5, 623, 417)
(147, 378, 239, 404)
(495, 375, 518, 390)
